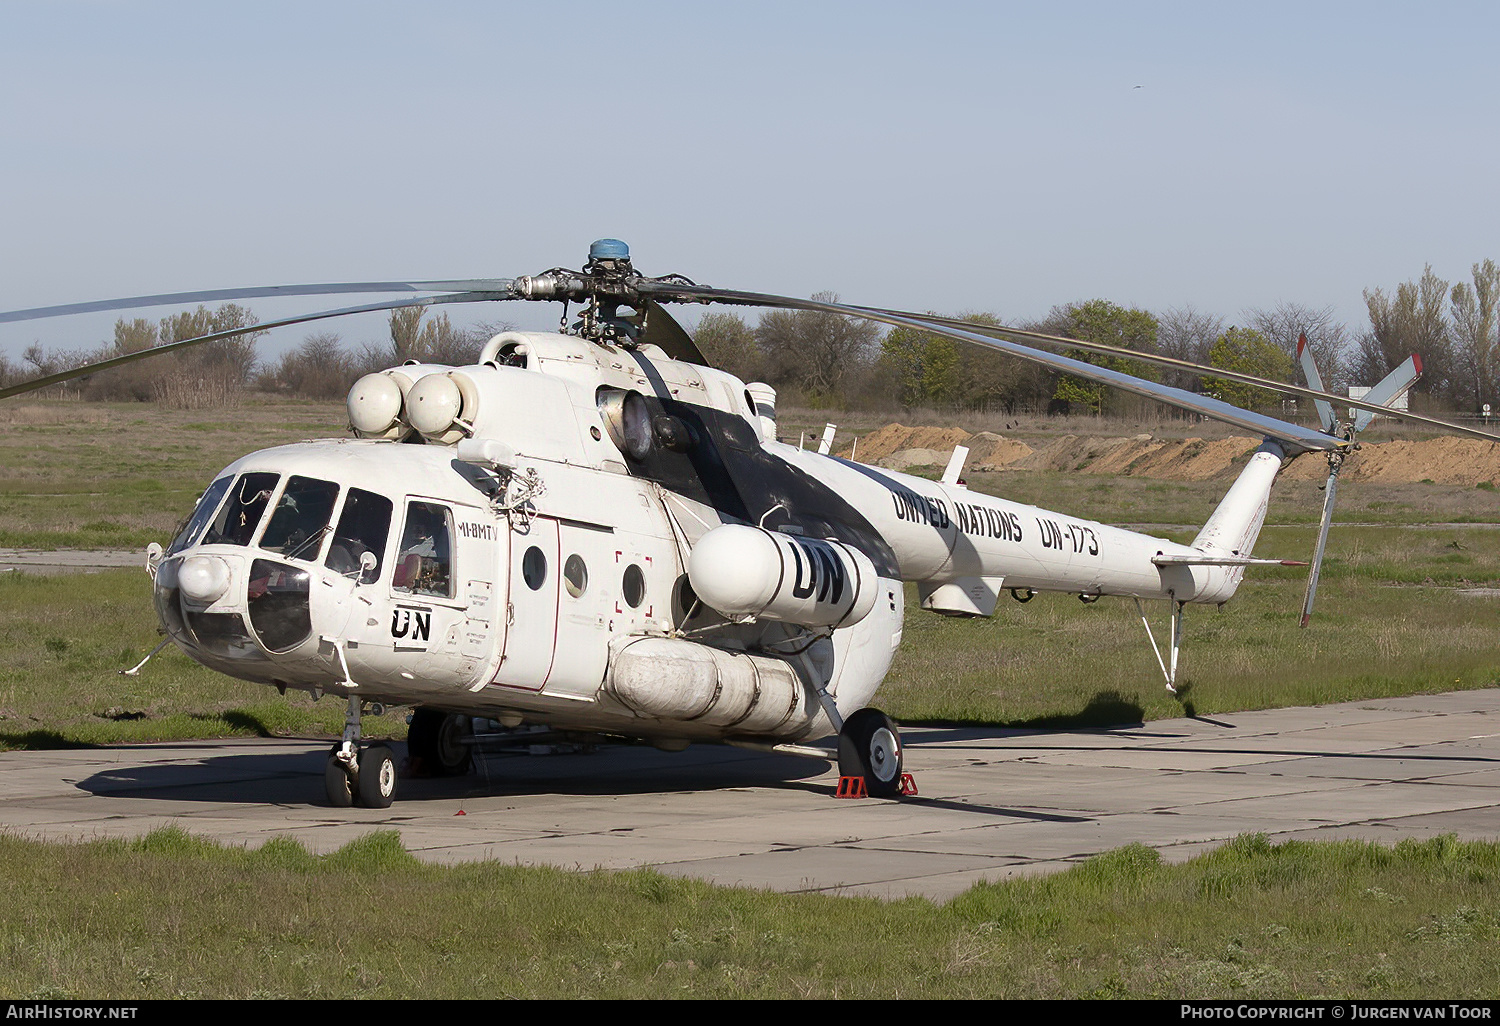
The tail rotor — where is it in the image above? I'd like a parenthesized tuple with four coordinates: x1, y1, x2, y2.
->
(1298, 334, 1421, 626)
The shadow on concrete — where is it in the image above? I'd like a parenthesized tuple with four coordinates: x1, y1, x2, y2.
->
(0, 729, 93, 751)
(72, 740, 838, 807)
(901, 689, 1147, 731)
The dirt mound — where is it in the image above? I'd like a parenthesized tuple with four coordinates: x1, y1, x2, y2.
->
(1008, 435, 1134, 473)
(847, 422, 1500, 484)
(1279, 437, 1500, 486)
(878, 448, 950, 471)
(844, 423, 971, 462)
(965, 431, 1034, 470)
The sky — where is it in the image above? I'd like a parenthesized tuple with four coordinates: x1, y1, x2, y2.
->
(4, 0, 1499, 363)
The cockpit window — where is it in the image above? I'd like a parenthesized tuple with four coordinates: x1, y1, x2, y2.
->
(260, 476, 340, 562)
(202, 473, 280, 547)
(167, 475, 234, 555)
(325, 488, 393, 585)
(393, 501, 454, 598)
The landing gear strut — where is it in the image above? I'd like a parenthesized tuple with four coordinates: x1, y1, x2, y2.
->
(838, 707, 904, 798)
(324, 696, 397, 808)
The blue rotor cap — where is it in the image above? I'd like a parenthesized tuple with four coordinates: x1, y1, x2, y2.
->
(589, 238, 630, 262)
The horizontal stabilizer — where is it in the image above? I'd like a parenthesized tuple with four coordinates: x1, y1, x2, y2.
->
(1153, 554, 1308, 567)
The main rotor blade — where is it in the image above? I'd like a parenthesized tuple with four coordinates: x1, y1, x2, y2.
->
(0, 291, 507, 401)
(844, 307, 1500, 447)
(640, 282, 1341, 453)
(0, 279, 515, 325)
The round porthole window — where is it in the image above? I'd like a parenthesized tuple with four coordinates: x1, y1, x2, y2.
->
(564, 554, 588, 598)
(622, 564, 646, 608)
(522, 546, 547, 590)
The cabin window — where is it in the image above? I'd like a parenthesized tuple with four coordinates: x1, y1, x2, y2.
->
(622, 564, 646, 608)
(563, 554, 588, 598)
(393, 501, 454, 598)
(260, 477, 340, 561)
(168, 475, 234, 555)
(202, 472, 279, 547)
(522, 546, 548, 590)
(325, 488, 393, 585)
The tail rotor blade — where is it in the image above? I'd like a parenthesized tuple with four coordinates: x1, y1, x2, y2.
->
(1353, 355, 1422, 433)
(1297, 332, 1338, 434)
(1301, 464, 1342, 627)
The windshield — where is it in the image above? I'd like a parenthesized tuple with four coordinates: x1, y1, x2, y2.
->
(167, 475, 234, 555)
(202, 473, 280, 547)
(260, 476, 340, 561)
(325, 488, 393, 584)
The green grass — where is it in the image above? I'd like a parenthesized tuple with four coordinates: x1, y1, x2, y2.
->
(3, 402, 1499, 999)
(882, 527, 1500, 726)
(1, 827, 1497, 998)
(0, 399, 349, 549)
(1, 398, 1497, 744)
(0, 568, 405, 749)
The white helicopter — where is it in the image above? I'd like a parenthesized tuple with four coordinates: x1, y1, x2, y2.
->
(3, 240, 1490, 809)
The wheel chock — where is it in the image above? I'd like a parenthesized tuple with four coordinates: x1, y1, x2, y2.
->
(899, 773, 918, 796)
(835, 775, 868, 799)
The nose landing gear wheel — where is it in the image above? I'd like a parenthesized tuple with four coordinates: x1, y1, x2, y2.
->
(838, 708, 904, 798)
(357, 745, 397, 808)
(325, 747, 354, 808)
(324, 745, 397, 808)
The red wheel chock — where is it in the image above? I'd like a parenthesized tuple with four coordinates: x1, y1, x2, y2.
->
(835, 774, 919, 798)
(834, 775, 867, 798)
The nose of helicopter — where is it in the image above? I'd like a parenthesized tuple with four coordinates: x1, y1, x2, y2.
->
(153, 548, 326, 680)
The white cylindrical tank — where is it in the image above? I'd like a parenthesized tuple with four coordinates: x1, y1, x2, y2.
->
(347, 371, 409, 439)
(607, 636, 812, 735)
(745, 381, 777, 441)
(687, 525, 879, 628)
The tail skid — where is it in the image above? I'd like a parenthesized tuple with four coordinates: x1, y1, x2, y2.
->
(1139, 439, 1290, 693)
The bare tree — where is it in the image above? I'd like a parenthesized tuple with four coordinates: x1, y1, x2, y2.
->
(754, 292, 882, 404)
(1243, 302, 1350, 392)
(262, 331, 357, 399)
(693, 311, 761, 381)
(1449, 259, 1500, 412)
(152, 304, 266, 408)
(387, 308, 484, 365)
(389, 307, 424, 362)
(1157, 305, 1224, 390)
(1355, 266, 1453, 402)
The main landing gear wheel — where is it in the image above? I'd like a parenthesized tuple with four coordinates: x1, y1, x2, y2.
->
(357, 745, 397, 809)
(406, 708, 474, 777)
(838, 707, 904, 798)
